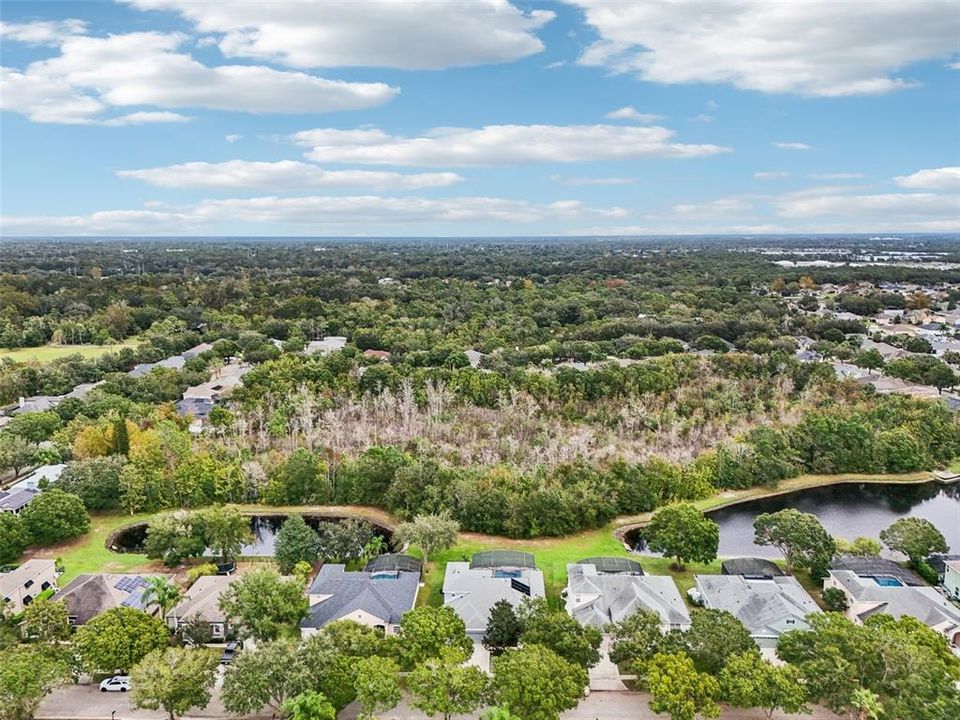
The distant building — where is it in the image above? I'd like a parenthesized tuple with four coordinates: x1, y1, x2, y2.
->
(8, 464, 66, 493)
(443, 551, 545, 640)
(565, 561, 690, 631)
(0, 559, 58, 614)
(13, 395, 61, 414)
(304, 336, 347, 356)
(0, 488, 39, 514)
(363, 349, 392, 361)
(300, 563, 419, 636)
(693, 574, 821, 651)
(53, 573, 171, 626)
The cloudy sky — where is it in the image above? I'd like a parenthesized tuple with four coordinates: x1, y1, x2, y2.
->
(1, 0, 959, 237)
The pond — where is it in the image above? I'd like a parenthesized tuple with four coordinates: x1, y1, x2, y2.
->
(625, 482, 960, 558)
(110, 514, 393, 557)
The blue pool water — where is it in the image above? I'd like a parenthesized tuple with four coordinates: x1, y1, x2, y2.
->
(871, 575, 904, 587)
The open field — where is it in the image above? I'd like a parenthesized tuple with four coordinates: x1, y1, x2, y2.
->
(0, 338, 139, 363)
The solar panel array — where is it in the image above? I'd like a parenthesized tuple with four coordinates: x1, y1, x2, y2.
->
(115, 576, 150, 609)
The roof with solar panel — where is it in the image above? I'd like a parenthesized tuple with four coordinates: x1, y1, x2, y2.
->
(52, 573, 172, 625)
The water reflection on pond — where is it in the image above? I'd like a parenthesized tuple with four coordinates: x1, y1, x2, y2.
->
(111, 514, 392, 557)
(626, 482, 960, 557)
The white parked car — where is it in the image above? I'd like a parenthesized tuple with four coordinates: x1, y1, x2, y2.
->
(99, 676, 131, 693)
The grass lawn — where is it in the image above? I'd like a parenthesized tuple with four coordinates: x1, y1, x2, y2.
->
(0, 338, 139, 364)
(25, 511, 156, 584)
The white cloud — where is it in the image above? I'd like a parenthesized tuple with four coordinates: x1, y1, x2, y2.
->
(775, 188, 959, 219)
(894, 167, 960, 190)
(950, 61, 960, 70)
(225, 134, 241, 143)
(117, 160, 464, 190)
(0, 194, 626, 235)
(807, 172, 864, 180)
(124, 0, 554, 70)
(291, 124, 730, 166)
(568, 0, 958, 96)
(754, 171, 790, 180)
(690, 113, 714, 124)
(1, 32, 398, 125)
(101, 111, 192, 126)
(0, 19, 87, 45)
(550, 175, 637, 186)
(604, 106, 662, 123)
(773, 141, 813, 151)
(671, 197, 753, 217)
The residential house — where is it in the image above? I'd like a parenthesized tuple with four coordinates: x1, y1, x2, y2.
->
(464, 349, 487, 369)
(442, 551, 545, 640)
(824, 569, 960, 649)
(943, 560, 960, 602)
(0, 488, 39, 514)
(300, 563, 420, 637)
(8, 463, 66, 493)
(363, 349, 391, 361)
(0, 560, 58, 614)
(53, 573, 171, 626)
(13, 395, 61, 414)
(693, 574, 821, 651)
(304, 336, 347, 356)
(564, 560, 690, 631)
(166, 575, 239, 640)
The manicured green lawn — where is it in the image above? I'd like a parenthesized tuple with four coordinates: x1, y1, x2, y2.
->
(28, 511, 154, 584)
(0, 338, 139, 364)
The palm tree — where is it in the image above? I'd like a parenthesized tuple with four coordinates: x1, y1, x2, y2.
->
(141, 576, 182, 621)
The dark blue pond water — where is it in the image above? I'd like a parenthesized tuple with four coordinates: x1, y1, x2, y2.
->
(628, 482, 960, 558)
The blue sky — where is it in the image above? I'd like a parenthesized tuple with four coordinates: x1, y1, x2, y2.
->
(1, 0, 958, 237)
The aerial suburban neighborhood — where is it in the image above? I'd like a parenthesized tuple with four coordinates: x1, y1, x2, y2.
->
(3, 1, 960, 720)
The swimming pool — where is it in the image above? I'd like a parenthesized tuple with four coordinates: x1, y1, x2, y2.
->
(870, 575, 904, 587)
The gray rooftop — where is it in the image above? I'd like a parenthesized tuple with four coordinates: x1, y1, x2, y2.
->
(443, 561, 545, 633)
(0, 488, 38, 512)
(301, 564, 419, 630)
(565, 563, 689, 629)
(829, 569, 960, 631)
(53, 573, 170, 625)
(695, 574, 820, 638)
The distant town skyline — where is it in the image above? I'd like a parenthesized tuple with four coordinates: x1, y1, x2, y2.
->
(1, 0, 958, 236)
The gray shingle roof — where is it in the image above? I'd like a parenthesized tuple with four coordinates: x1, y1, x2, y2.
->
(829, 570, 960, 630)
(301, 564, 419, 630)
(442, 561, 545, 633)
(565, 563, 689, 628)
(695, 575, 820, 637)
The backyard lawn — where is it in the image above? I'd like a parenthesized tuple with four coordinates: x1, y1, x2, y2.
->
(26, 511, 155, 584)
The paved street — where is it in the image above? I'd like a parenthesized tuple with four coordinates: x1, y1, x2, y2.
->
(38, 685, 840, 720)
